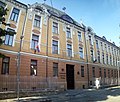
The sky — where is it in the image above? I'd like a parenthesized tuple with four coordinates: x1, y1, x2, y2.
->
(19, 0, 120, 46)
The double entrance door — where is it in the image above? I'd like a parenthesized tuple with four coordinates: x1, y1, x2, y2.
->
(66, 64, 75, 89)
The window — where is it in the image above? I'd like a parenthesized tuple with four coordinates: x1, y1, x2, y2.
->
(34, 15, 41, 27)
(99, 68, 102, 77)
(0, 1, 5, 8)
(113, 56, 115, 66)
(114, 70, 117, 78)
(31, 34, 39, 49)
(53, 63, 58, 77)
(78, 31, 82, 41)
(106, 55, 108, 64)
(97, 52, 100, 63)
(101, 42, 103, 50)
(52, 40, 58, 54)
(111, 47, 113, 54)
(111, 70, 113, 77)
(30, 60, 37, 76)
(2, 57, 10, 74)
(81, 66, 84, 77)
(67, 44, 72, 57)
(4, 28, 14, 46)
(102, 53, 104, 64)
(89, 36, 92, 45)
(110, 55, 112, 65)
(92, 67, 95, 77)
(91, 50, 93, 61)
(108, 46, 110, 52)
(104, 69, 106, 78)
(66, 27, 71, 38)
(96, 40, 99, 49)
(10, 8, 20, 22)
(53, 22, 58, 34)
(79, 47, 83, 58)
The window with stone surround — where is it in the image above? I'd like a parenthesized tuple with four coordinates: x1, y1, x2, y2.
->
(52, 22, 58, 34)
(34, 15, 41, 28)
(30, 60, 37, 76)
(81, 66, 84, 77)
(52, 40, 58, 54)
(4, 28, 15, 46)
(10, 7, 20, 22)
(1, 57, 10, 75)
(53, 63, 58, 77)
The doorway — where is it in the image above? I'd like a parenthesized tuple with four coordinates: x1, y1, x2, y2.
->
(66, 64, 75, 89)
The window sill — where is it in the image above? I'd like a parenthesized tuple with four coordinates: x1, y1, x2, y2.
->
(4, 44, 13, 47)
(53, 32, 59, 35)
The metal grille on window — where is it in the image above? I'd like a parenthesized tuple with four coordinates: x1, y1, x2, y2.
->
(53, 63, 58, 77)
(2, 57, 10, 74)
(30, 60, 37, 76)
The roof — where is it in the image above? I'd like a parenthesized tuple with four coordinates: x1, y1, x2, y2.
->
(42, 3, 82, 28)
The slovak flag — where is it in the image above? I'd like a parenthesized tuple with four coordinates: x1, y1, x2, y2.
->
(36, 45, 40, 52)
(35, 45, 40, 53)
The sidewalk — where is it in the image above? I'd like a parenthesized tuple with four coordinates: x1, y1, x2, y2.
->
(0, 86, 120, 102)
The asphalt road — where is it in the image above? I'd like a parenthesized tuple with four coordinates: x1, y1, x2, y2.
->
(1, 86, 120, 102)
(47, 86, 120, 102)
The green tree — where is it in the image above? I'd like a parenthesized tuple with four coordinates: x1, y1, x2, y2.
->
(0, 1, 15, 58)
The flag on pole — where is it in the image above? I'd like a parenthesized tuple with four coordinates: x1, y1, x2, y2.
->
(34, 45, 40, 53)
(36, 45, 40, 52)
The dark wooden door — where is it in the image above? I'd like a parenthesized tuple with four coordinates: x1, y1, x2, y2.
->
(66, 64, 75, 89)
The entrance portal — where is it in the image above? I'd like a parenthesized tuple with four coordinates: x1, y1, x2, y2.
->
(66, 64, 75, 89)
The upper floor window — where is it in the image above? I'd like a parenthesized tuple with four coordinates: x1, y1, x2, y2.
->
(81, 66, 84, 77)
(89, 36, 92, 45)
(10, 8, 20, 22)
(31, 34, 39, 49)
(66, 27, 71, 38)
(97, 52, 100, 63)
(111, 47, 113, 54)
(30, 60, 37, 76)
(108, 46, 110, 52)
(90, 50, 93, 61)
(104, 44, 106, 50)
(101, 42, 103, 50)
(4, 28, 15, 46)
(0, 1, 5, 8)
(1, 57, 10, 75)
(110, 55, 112, 65)
(52, 22, 58, 34)
(79, 47, 83, 58)
(53, 63, 58, 77)
(96, 40, 99, 49)
(78, 31, 82, 41)
(52, 40, 58, 54)
(102, 53, 105, 64)
(34, 15, 41, 28)
(67, 44, 72, 57)
(106, 55, 108, 64)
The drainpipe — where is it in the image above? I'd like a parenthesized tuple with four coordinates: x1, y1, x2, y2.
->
(46, 14, 51, 87)
(17, 5, 28, 101)
(83, 27, 90, 88)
